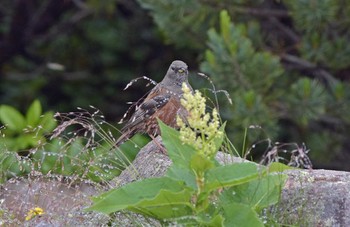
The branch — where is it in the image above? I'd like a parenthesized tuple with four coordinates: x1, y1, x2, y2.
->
(199, 0, 290, 18)
(280, 54, 338, 86)
(268, 17, 300, 44)
(231, 6, 290, 18)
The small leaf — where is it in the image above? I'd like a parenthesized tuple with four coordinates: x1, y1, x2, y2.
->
(15, 134, 40, 150)
(0, 105, 26, 132)
(220, 10, 231, 43)
(212, 122, 226, 152)
(0, 152, 21, 176)
(40, 151, 59, 174)
(26, 100, 42, 127)
(190, 153, 214, 174)
(38, 112, 57, 132)
(205, 50, 216, 66)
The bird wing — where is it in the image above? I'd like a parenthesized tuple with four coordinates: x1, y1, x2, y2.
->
(121, 91, 171, 131)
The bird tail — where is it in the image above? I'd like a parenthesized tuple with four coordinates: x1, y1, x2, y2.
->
(114, 130, 135, 147)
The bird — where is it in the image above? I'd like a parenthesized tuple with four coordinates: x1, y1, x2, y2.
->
(115, 60, 193, 146)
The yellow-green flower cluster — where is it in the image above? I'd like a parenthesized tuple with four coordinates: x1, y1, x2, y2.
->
(177, 83, 223, 158)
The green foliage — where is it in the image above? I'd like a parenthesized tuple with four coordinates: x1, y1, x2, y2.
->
(88, 121, 287, 226)
(0, 102, 146, 183)
(134, 1, 350, 169)
(136, 0, 210, 49)
(286, 78, 326, 126)
(285, 1, 350, 69)
(30, 134, 146, 183)
(200, 10, 284, 144)
(196, 9, 350, 166)
(0, 100, 56, 182)
(1, 0, 350, 170)
(0, 100, 56, 151)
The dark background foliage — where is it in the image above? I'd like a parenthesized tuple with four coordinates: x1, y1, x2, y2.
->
(1, 0, 349, 170)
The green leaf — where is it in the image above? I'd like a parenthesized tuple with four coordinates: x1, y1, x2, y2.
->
(166, 165, 197, 189)
(38, 111, 57, 132)
(0, 105, 26, 132)
(205, 162, 262, 191)
(87, 177, 192, 214)
(195, 213, 224, 226)
(0, 152, 19, 173)
(205, 50, 216, 66)
(220, 10, 231, 44)
(220, 174, 287, 212)
(40, 151, 59, 174)
(221, 202, 264, 227)
(26, 100, 42, 127)
(190, 153, 215, 174)
(15, 134, 41, 150)
(205, 214, 224, 226)
(268, 162, 294, 172)
(212, 122, 226, 153)
(158, 120, 196, 168)
(130, 188, 194, 219)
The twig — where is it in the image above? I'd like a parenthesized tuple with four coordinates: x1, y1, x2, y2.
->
(280, 54, 337, 86)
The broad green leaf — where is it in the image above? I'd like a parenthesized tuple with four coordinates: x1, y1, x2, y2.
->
(194, 213, 224, 226)
(205, 162, 262, 191)
(204, 214, 224, 227)
(26, 100, 42, 127)
(0, 105, 26, 132)
(166, 165, 197, 189)
(87, 177, 191, 214)
(221, 202, 264, 227)
(158, 120, 196, 168)
(130, 188, 194, 219)
(219, 174, 287, 212)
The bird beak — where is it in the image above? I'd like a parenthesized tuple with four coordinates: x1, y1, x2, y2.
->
(178, 68, 187, 74)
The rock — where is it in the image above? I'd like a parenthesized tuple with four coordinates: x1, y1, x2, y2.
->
(112, 138, 350, 226)
(110, 136, 250, 187)
(273, 169, 350, 226)
(1, 139, 349, 226)
(0, 173, 109, 226)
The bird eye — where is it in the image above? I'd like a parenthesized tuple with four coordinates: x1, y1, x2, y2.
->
(178, 69, 184, 73)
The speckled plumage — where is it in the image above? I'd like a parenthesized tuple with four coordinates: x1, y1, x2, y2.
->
(115, 60, 192, 146)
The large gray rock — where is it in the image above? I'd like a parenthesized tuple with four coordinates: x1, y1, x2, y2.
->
(275, 169, 350, 226)
(0, 174, 109, 226)
(113, 138, 350, 226)
(1, 139, 349, 226)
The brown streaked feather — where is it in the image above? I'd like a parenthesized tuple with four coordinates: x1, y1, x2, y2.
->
(115, 60, 191, 147)
(115, 86, 180, 146)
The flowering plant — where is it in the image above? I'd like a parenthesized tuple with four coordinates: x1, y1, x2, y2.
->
(87, 84, 286, 226)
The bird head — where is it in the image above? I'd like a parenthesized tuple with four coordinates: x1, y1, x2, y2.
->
(162, 60, 189, 87)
